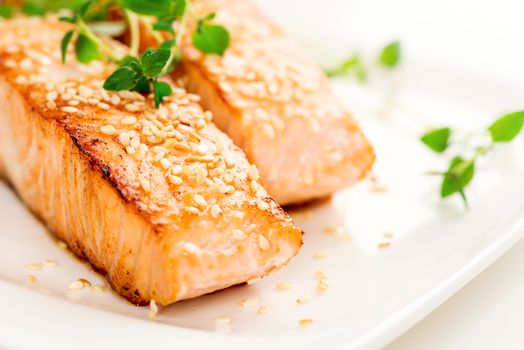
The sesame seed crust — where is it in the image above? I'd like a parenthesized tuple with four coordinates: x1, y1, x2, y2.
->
(0, 17, 302, 306)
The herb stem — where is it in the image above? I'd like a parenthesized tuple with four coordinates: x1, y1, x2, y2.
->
(124, 9, 140, 56)
(78, 19, 120, 62)
(140, 16, 164, 46)
(160, 0, 191, 76)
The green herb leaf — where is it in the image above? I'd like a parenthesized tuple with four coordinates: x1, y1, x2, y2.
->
(192, 24, 230, 55)
(153, 21, 174, 33)
(153, 81, 172, 108)
(79, 0, 94, 17)
(488, 111, 524, 142)
(171, 0, 186, 18)
(140, 48, 171, 78)
(59, 16, 76, 23)
(133, 76, 151, 93)
(379, 41, 401, 68)
(22, 0, 82, 16)
(325, 54, 366, 82)
(420, 127, 451, 153)
(61, 30, 75, 63)
(441, 156, 475, 207)
(75, 33, 101, 64)
(160, 39, 176, 49)
(120, 0, 171, 16)
(104, 66, 142, 91)
(0, 5, 14, 19)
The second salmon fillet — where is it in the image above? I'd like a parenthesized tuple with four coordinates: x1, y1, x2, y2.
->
(172, 0, 376, 205)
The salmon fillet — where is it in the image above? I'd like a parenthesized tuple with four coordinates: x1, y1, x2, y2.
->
(168, 0, 375, 205)
(0, 17, 302, 305)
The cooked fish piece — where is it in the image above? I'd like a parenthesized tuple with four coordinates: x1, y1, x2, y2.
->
(0, 18, 302, 305)
(171, 0, 375, 205)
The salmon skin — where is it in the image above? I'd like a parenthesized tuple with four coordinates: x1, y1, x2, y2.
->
(0, 17, 302, 305)
(163, 0, 375, 205)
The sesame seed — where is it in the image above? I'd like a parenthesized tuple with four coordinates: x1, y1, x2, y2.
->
(323, 226, 338, 235)
(184, 206, 200, 214)
(275, 282, 291, 291)
(257, 305, 271, 315)
(46, 101, 57, 109)
(150, 299, 158, 314)
(378, 242, 391, 249)
(56, 240, 67, 249)
(42, 259, 57, 267)
(232, 229, 246, 240)
(215, 317, 232, 325)
(78, 278, 91, 287)
(92, 285, 107, 293)
(315, 270, 327, 280)
(299, 319, 313, 327)
(140, 179, 151, 192)
(296, 295, 311, 305)
(238, 297, 259, 308)
(317, 281, 328, 293)
(193, 194, 207, 207)
(257, 201, 270, 211)
(27, 274, 37, 284)
(313, 250, 329, 260)
(257, 234, 270, 251)
(61, 106, 79, 113)
(121, 116, 137, 125)
(248, 164, 259, 181)
(118, 132, 131, 146)
(100, 125, 117, 136)
(210, 204, 221, 218)
(262, 123, 276, 138)
(25, 263, 41, 271)
(125, 146, 136, 154)
(45, 91, 57, 101)
(168, 175, 183, 185)
(67, 280, 84, 291)
(384, 231, 395, 238)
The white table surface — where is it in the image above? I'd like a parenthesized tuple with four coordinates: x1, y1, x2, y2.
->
(386, 237, 524, 349)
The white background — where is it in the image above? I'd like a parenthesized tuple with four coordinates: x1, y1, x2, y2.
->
(259, 0, 524, 348)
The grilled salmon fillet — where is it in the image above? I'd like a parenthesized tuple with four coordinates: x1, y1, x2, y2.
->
(0, 17, 302, 305)
(165, 0, 375, 205)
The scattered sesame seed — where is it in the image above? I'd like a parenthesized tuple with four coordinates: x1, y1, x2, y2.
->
(56, 240, 67, 250)
(323, 226, 338, 235)
(215, 317, 232, 325)
(275, 282, 291, 291)
(296, 295, 311, 305)
(238, 297, 259, 308)
(384, 231, 395, 239)
(257, 305, 271, 315)
(91, 285, 107, 293)
(378, 242, 391, 249)
(78, 278, 91, 287)
(27, 274, 37, 284)
(67, 280, 84, 291)
(299, 319, 313, 327)
(313, 250, 329, 260)
(25, 263, 41, 271)
(42, 259, 57, 267)
(315, 270, 327, 280)
(317, 281, 329, 293)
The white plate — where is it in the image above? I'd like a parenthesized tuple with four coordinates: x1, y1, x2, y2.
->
(1, 1, 524, 349)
